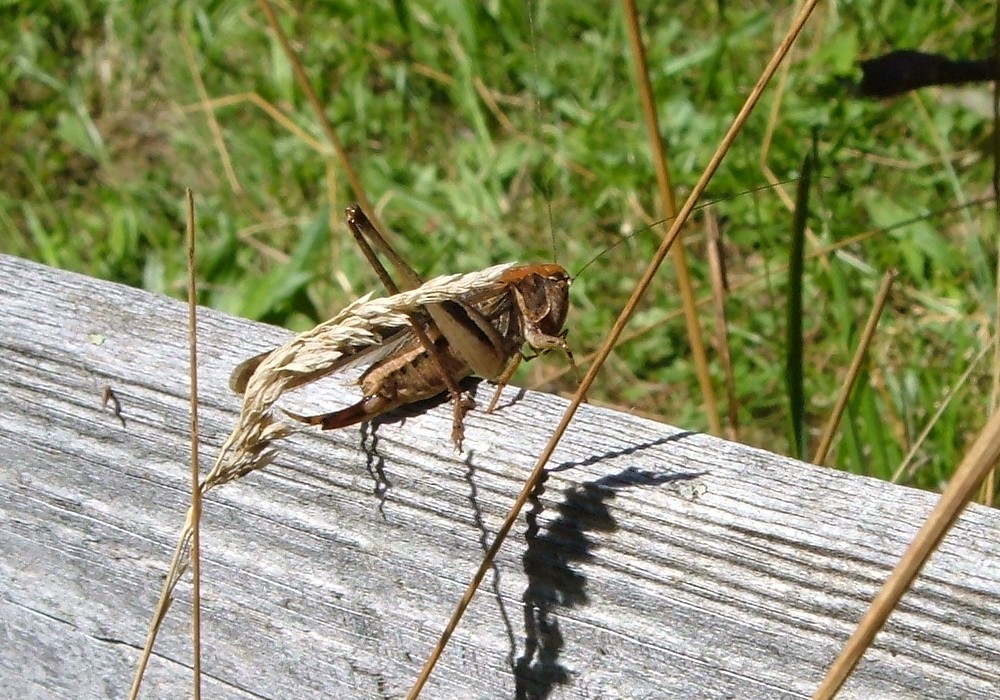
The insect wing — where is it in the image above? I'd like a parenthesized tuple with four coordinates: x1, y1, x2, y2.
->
(229, 322, 423, 396)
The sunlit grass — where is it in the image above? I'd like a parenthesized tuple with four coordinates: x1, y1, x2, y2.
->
(2, 1, 997, 500)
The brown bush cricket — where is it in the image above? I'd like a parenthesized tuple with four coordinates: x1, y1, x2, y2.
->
(230, 204, 576, 449)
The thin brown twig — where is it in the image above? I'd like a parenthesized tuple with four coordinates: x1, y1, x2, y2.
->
(812, 408, 1000, 699)
(812, 269, 897, 465)
(704, 210, 739, 441)
(256, 0, 376, 218)
(179, 92, 330, 154)
(474, 77, 518, 134)
(622, 0, 721, 436)
(536, 196, 994, 389)
(185, 190, 202, 700)
(405, 2, 821, 696)
(127, 193, 208, 700)
(128, 534, 188, 699)
(757, 8, 826, 264)
(180, 36, 241, 194)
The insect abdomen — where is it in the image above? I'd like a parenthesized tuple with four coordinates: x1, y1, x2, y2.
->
(308, 327, 475, 430)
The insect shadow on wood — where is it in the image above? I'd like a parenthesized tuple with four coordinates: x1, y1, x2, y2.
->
(359, 420, 390, 519)
(354, 376, 483, 520)
(461, 448, 521, 672)
(488, 385, 531, 414)
(515, 432, 703, 698)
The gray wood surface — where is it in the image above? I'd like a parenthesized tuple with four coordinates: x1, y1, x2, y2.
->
(1, 253, 998, 700)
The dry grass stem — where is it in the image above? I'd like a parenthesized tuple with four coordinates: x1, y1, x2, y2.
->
(256, 0, 376, 218)
(812, 269, 897, 465)
(704, 210, 739, 441)
(180, 92, 331, 155)
(891, 341, 992, 484)
(813, 408, 1000, 699)
(622, 0, 721, 436)
(180, 37, 240, 194)
(215, 262, 512, 487)
(184, 189, 203, 699)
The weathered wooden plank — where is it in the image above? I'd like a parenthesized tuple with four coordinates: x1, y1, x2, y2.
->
(1, 253, 998, 700)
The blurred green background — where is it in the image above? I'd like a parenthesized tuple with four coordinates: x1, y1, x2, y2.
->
(3, 1, 997, 499)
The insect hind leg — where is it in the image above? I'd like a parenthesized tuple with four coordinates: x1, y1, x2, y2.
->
(283, 394, 394, 431)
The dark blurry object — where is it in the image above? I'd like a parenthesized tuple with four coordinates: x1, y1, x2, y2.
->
(858, 50, 997, 98)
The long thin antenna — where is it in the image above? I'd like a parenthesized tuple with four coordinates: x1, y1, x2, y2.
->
(526, 0, 559, 262)
(573, 178, 807, 278)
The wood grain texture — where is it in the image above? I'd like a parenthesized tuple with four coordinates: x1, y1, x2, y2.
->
(1, 253, 998, 700)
